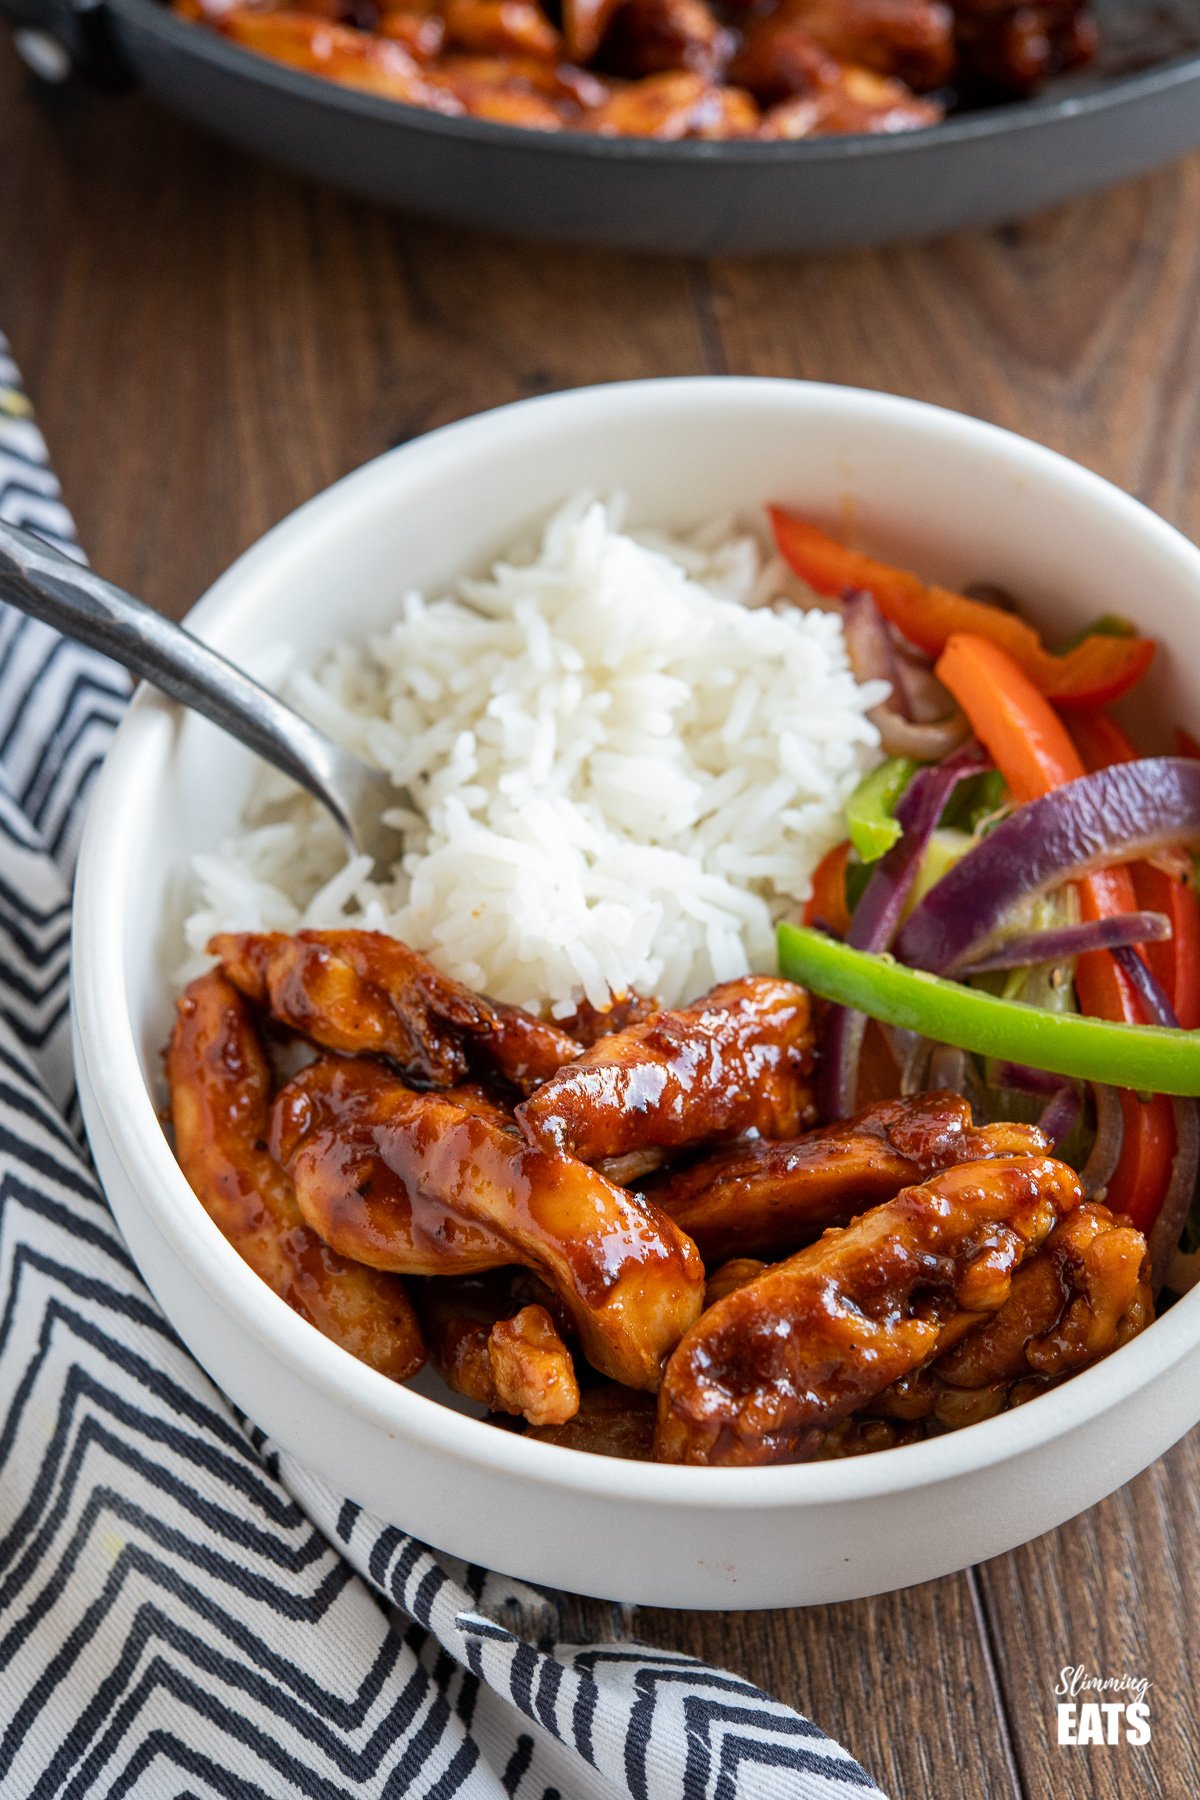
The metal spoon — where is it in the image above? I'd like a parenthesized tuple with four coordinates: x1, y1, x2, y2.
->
(0, 520, 405, 875)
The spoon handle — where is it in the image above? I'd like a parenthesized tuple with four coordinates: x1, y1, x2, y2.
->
(0, 520, 371, 855)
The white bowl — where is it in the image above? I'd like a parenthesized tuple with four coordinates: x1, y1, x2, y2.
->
(72, 378, 1200, 1610)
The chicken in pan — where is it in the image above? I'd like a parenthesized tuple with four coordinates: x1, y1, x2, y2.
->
(173, 0, 1096, 138)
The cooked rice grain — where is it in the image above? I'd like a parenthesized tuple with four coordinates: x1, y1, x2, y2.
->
(182, 496, 886, 1013)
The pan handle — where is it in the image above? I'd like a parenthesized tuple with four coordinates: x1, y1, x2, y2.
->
(2, 0, 133, 88)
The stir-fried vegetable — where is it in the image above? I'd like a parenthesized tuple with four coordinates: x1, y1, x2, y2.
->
(1036, 1083, 1082, 1150)
(958, 913, 1172, 974)
(825, 750, 984, 1117)
(776, 502, 1200, 1264)
(894, 756, 1200, 974)
(935, 633, 1085, 802)
(777, 924, 1200, 1097)
(1068, 710, 1200, 1033)
(769, 510, 1155, 707)
(845, 757, 918, 863)
(1104, 946, 1200, 1288)
(1068, 708, 1140, 773)
(1134, 864, 1200, 1032)
(1061, 718, 1200, 1266)
(841, 592, 970, 761)
(803, 841, 853, 937)
(936, 633, 1176, 1229)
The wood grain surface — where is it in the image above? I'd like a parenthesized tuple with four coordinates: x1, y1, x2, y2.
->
(2, 41, 1198, 1798)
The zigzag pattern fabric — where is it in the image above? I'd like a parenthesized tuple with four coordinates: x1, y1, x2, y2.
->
(0, 332, 887, 1799)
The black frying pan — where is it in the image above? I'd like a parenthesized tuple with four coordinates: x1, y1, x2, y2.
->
(6, 0, 1200, 253)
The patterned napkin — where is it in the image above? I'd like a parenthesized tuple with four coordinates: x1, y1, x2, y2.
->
(0, 330, 887, 1799)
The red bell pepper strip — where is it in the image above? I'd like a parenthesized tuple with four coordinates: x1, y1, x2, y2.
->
(1133, 864, 1200, 1033)
(933, 635, 1081, 807)
(1068, 712, 1200, 1035)
(1068, 709, 1139, 771)
(769, 509, 1155, 709)
(937, 634, 1175, 1230)
(803, 840, 852, 937)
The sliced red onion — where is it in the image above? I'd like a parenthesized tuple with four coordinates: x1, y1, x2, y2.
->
(843, 589, 910, 715)
(897, 654, 961, 726)
(1111, 944, 1174, 1026)
(990, 1059, 1072, 1097)
(843, 590, 970, 761)
(988, 1060, 1080, 1147)
(822, 746, 986, 1118)
(880, 1022, 922, 1065)
(927, 1046, 969, 1093)
(899, 1035, 934, 1096)
(1080, 1083, 1124, 1198)
(897, 758, 1200, 975)
(822, 1006, 871, 1119)
(927, 1044, 987, 1112)
(1037, 1083, 1082, 1149)
(958, 911, 1172, 974)
(1111, 948, 1200, 1293)
(849, 744, 986, 953)
(874, 706, 972, 761)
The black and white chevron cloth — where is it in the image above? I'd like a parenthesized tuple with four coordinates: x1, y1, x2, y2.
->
(0, 330, 888, 1800)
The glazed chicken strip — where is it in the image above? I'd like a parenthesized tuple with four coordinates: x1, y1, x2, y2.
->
(559, 1002, 671, 1185)
(415, 1273, 580, 1425)
(441, 0, 560, 57)
(877, 1201, 1152, 1429)
(562, 0, 621, 59)
(210, 928, 581, 1092)
(755, 60, 941, 133)
(555, 992, 660, 1046)
(651, 1091, 1048, 1261)
(270, 1055, 705, 1389)
(601, 0, 735, 82)
(432, 53, 609, 125)
(489, 1306, 581, 1424)
(516, 975, 815, 1163)
(167, 971, 426, 1381)
(197, 7, 459, 105)
(655, 1152, 1083, 1465)
(777, 0, 954, 90)
(584, 69, 759, 135)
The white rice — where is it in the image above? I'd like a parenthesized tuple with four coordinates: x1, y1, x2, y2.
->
(182, 495, 887, 1015)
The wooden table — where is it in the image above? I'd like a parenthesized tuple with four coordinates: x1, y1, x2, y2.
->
(3, 42, 1199, 1798)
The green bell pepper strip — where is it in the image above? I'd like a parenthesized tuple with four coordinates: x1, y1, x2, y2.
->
(941, 766, 1008, 834)
(845, 757, 919, 863)
(777, 921, 1200, 1097)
